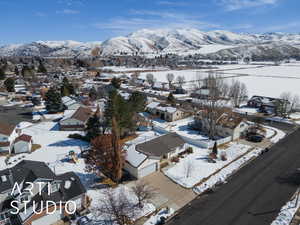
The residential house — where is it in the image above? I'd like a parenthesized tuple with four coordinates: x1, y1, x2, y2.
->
(195, 112, 249, 140)
(247, 95, 291, 115)
(0, 160, 87, 225)
(59, 106, 93, 131)
(62, 96, 82, 110)
(13, 134, 33, 154)
(124, 133, 187, 178)
(215, 113, 249, 140)
(0, 123, 18, 153)
(146, 102, 185, 122)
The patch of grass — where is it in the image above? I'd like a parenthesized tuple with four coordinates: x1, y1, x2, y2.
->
(31, 144, 42, 152)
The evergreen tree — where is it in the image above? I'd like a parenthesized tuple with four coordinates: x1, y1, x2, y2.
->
(105, 90, 135, 137)
(85, 112, 102, 141)
(111, 77, 121, 89)
(0, 67, 6, 80)
(60, 77, 75, 96)
(212, 142, 218, 156)
(45, 88, 64, 113)
(89, 87, 98, 101)
(128, 91, 147, 112)
(167, 92, 176, 104)
(14, 66, 19, 76)
(38, 62, 47, 73)
(4, 78, 15, 92)
(21, 65, 35, 79)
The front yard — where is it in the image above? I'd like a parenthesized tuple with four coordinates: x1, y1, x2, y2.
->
(163, 143, 252, 188)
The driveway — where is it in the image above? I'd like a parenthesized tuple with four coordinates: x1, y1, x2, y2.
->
(139, 172, 197, 211)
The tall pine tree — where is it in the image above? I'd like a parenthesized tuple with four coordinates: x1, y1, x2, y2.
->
(45, 88, 64, 113)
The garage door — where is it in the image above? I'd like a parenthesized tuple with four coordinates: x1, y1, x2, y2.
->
(138, 163, 157, 178)
(31, 210, 61, 225)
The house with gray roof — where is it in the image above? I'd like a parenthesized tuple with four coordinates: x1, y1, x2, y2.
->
(0, 160, 87, 225)
(124, 133, 187, 178)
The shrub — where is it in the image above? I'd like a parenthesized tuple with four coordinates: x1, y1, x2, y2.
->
(171, 157, 180, 163)
(68, 133, 86, 141)
(160, 162, 169, 169)
(186, 147, 193, 154)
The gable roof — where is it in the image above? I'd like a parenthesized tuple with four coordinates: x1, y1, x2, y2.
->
(0, 122, 15, 136)
(15, 134, 32, 143)
(62, 106, 92, 123)
(136, 132, 186, 158)
(216, 113, 244, 129)
(0, 160, 55, 193)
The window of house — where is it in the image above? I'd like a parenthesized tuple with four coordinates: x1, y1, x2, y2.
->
(51, 181, 60, 193)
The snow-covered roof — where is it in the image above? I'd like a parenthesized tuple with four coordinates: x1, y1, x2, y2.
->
(125, 145, 147, 168)
(146, 102, 160, 109)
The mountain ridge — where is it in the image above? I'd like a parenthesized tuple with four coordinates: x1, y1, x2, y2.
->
(1, 29, 300, 58)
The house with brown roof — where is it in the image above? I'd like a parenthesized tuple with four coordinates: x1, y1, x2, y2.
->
(0, 122, 18, 153)
(215, 113, 249, 140)
(59, 106, 93, 131)
(195, 112, 249, 140)
(13, 134, 33, 154)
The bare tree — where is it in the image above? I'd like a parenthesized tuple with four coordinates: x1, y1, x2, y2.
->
(184, 161, 194, 178)
(176, 75, 185, 88)
(279, 92, 292, 117)
(197, 71, 229, 139)
(291, 95, 300, 113)
(131, 181, 156, 209)
(146, 73, 155, 87)
(166, 73, 174, 89)
(130, 72, 140, 85)
(96, 188, 134, 225)
(229, 79, 248, 107)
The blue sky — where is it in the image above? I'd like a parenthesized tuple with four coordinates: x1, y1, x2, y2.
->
(0, 0, 299, 44)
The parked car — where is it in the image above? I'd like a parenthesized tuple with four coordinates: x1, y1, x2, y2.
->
(77, 216, 91, 225)
(247, 135, 264, 143)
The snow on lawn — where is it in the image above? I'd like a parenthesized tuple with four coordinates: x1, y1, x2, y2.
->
(264, 125, 286, 143)
(233, 107, 259, 115)
(143, 208, 175, 225)
(164, 143, 252, 188)
(193, 147, 262, 194)
(290, 112, 300, 120)
(271, 191, 300, 225)
(6, 122, 89, 169)
(88, 185, 155, 224)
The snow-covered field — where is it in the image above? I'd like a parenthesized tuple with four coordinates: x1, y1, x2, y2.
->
(164, 143, 252, 188)
(227, 75, 300, 98)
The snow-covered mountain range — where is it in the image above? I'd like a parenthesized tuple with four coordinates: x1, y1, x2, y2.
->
(1, 29, 300, 58)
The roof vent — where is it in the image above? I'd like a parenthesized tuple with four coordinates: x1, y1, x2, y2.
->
(1, 175, 7, 182)
(64, 180, 72, 189)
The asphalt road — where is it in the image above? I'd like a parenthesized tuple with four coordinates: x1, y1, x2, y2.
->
(167, 128, 300, 225)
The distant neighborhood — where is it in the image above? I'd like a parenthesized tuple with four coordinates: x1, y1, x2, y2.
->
(0, 56, 299, 225)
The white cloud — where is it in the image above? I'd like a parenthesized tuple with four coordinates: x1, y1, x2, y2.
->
(218, 0, 280, 11)
(157, 1, 188, 6)
(56, 9, 80, 14)
(93, 11, 220, 34)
